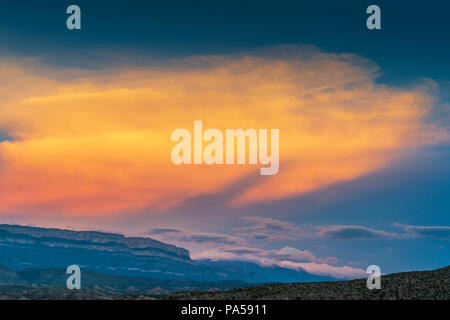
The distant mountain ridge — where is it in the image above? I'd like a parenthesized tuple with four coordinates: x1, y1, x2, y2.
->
(0, 223, 198, 280)
(0, 223, 334, 283)
(0, 224, 190, 260)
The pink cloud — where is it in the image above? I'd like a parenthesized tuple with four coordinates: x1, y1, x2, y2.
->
(192, 245, 362, 279)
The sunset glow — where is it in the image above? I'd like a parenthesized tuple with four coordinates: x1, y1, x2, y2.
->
(0, 54, 446, 216)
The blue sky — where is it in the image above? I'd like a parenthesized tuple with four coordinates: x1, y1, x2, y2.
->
(0, 0, 448, 80)
(0, 0, 448, 278)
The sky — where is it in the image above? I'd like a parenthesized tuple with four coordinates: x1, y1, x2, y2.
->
(0, 0, 449, 279)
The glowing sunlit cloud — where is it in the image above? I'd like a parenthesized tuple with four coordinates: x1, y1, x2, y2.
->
(0, 50, 447, 216)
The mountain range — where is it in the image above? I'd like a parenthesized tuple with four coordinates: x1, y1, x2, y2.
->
(0, 224, 334, 284)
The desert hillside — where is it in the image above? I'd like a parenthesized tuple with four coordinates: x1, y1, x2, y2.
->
(163, 266, 450, 300)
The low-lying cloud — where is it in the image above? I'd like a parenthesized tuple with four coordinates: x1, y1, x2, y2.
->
(193, 245, 364, 279)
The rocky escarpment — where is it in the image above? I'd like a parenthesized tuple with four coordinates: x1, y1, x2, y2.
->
(0, 224, 192, 278)
(0, 224, 189, 260)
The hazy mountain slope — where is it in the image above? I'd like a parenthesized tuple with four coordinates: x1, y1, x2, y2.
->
(0, 265, 23, 285)
(16, 267, 250, 295)
(0, 265, 250, 296)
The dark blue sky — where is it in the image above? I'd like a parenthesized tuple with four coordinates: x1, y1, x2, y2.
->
(0, 0, 448, 84)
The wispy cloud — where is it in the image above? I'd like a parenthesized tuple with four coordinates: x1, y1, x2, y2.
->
(262, 246, 316, 263)
(180, 234, 241, 245)
(236, 216, 299, 233)
(234, 216, 301, 241)
(396, 223, 450, 240)
(145, 221, 364, 279)
(146, 228, 244, 246)
(315, 223, 450, 241)
(317, 225, 400, 240)
(147, 228, 183, 235)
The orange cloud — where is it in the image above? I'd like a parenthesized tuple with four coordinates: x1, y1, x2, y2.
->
(0, 50, 446, 216)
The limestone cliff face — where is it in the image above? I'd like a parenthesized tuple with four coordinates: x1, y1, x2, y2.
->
(0, 224, 190, 263)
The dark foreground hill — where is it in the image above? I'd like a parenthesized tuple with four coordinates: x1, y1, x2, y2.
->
(163, 266, 450, 300)
(0, 265, 448, 300)
(0, 286, 111, 300)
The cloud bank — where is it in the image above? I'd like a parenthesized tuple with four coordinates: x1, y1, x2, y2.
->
(0, 48, 447, 216)
(193, 245, 364, 279)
